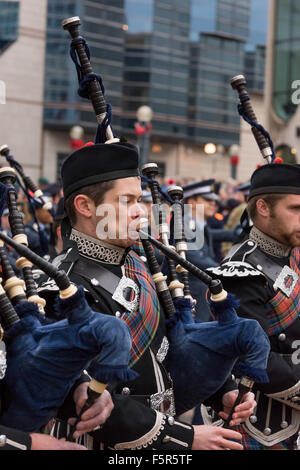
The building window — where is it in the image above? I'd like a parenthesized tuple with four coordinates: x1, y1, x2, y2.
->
(273, 0, 300, 121)
(0, 1, 19, 53)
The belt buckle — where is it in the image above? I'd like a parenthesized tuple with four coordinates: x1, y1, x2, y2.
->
(112, 276, 139, 312)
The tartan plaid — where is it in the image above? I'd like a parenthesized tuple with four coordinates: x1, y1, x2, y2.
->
(266, 247, 300, 336)
(123, 248, 160, 367)
(233, 424, 298, 450)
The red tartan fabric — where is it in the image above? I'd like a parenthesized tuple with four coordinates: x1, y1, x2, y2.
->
(123, 249, 160, 366)
(233, 424, 298, 450)
(266, 247, 300, 336)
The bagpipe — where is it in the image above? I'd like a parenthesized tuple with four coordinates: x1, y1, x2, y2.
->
(139, 165, 270, 418)
(138, 208, 270, 418)
(0, 227, 137, 434)
(0, 144, 55, 258)
(61, 16, 119, 145)
(60, 17, 271, 423)
(230, 74, 276, 164)
(0, 144, 53, 212)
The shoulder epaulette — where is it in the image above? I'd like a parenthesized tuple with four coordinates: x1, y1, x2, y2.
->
(207, 261, 265, 278)
(207, 239, 266, 279)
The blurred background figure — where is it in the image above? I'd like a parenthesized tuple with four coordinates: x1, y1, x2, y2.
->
(38, 177, 50, 191)
(221, 181, 250, 258)
(48, 197, 65, 259)
(183, 179, 220, 323)
(183, 179, 241, 322)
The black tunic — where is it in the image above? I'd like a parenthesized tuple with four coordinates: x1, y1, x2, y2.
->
(37, 237, 236, 450)
(207, 235, 300, 447)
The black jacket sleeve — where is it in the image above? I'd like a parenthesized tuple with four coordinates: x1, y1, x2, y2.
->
(91, 393, 195, 450)
(0, 425, 32, 450)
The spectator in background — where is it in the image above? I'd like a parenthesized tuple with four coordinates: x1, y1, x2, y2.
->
(217, 178, 237, 207)
(183, 179, 221, 323)
(183, 179, 240, 322)
(38, 177, 50, 191)
(221, 182, 250, 258)
(43, 183, 63, 213)
(48, 197, 65, 260)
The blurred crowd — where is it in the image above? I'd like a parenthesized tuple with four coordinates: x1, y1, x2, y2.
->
(2, 173, 250, 266)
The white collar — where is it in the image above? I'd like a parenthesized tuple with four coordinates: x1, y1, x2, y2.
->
(70, 228, 126, 265)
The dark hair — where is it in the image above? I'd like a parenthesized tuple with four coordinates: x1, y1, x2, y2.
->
(64, 180, 116, 226)
(247, 193, 286, 221)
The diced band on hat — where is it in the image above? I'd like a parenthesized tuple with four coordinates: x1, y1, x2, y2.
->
(236, 182, 250, 195)
(183, 179, 218, 200)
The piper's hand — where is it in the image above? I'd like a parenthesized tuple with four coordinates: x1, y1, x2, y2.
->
(30, 433, 87, 450)
(219, 390, 256, 426)
(192, 425, 243, 450)
(69, 382, 114, 439)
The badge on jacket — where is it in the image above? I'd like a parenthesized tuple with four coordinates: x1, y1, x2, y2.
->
(0, 340, 7, 379)
(273, 265, 298, 297)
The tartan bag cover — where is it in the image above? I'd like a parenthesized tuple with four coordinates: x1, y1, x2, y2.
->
(123, 248, 160, 366)
(266, 247, 300, 336)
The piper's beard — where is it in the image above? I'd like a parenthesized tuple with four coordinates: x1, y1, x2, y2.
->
(280, 232, 300, 248)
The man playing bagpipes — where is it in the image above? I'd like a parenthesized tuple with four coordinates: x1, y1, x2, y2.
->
(37, 141, 256, 450)
(205, 163, 300, 449)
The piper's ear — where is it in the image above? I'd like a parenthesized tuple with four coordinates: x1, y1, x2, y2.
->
(73, 194, 95, 219)
(256, 198, 270, 218)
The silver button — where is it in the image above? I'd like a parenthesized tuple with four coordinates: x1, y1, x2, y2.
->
(91, 278, 99, 286)
(256, 264, 263, 271)
(0, 435, 6, 447)
(263, 427, 271, 436)
(281, 421, 288, 429)
(278, 333, 286, 342)
(249, 415, 257, 424)
(248, 241, 254, 246)
(121, 387, 130, 396)
(115, 311, 121, 318)
(167, 416, 175, 426)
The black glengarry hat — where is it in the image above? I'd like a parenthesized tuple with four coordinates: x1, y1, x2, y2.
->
(62, 142, 140, 200)
(248, 163, 300, 200)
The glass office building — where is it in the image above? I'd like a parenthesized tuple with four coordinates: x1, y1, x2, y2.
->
(122, 0, 190, 139)
(0, 1, 20, 53)
(273, 0, 300, 122)
(187, 0, 268, 146)
(43, 0, 269, 147)
(122, 0, 268, 146)
(44, 0, 126, 134)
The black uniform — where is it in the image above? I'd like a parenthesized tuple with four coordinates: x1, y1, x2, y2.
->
(206, 227, 300, 449)
(0, 425, 32, 450)
(37, 231, 236, 450)
(36, 140, 238, 449)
